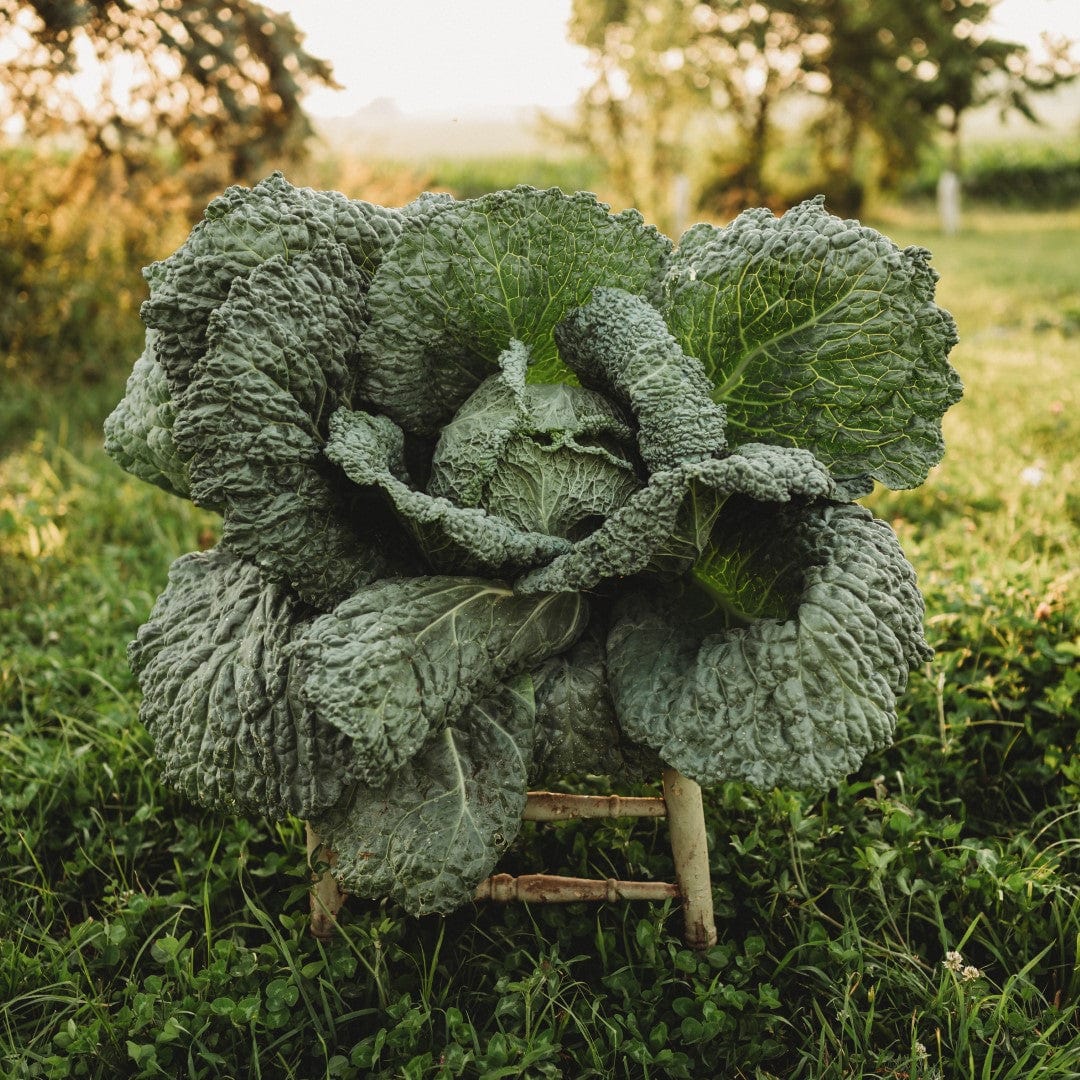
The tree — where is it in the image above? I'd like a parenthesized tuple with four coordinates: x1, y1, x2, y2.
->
(556, 0, 704, 231)
(0, 0, 336, 191)
(689, 1, 810, 215)
(799, 0, 1079, 193)
(0, 2, 337, 387)
(565, 0, 1078, 219)
(562, 0, 812, 227)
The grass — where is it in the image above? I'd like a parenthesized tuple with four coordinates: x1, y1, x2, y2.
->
(1, 203, 1079, 1078)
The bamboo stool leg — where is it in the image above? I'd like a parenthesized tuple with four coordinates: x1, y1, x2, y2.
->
(306, 822, 347, 941)
(661, 768, 718, 950)
(477, 772, 718, 950)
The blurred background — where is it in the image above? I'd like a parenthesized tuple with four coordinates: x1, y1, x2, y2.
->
(0, 0, 1077, 416)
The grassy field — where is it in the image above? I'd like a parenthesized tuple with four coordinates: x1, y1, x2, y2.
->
(1, 203, 1079, 1078)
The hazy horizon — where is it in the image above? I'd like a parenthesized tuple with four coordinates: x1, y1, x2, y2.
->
(284, 0, 1080, 120)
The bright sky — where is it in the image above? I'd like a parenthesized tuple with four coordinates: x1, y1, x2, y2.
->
(284, 0, 588, 116)
(281, 0, 1080, 117)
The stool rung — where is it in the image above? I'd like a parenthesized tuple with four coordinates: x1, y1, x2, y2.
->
(522, 791, 667, 821)
(307, 769, 718, 949)
(475, 872, 678, 903)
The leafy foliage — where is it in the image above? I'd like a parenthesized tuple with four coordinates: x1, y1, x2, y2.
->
(564, 0, 1078, 219)
(103, 173, 960, 915)
(609, 503, 933, 790)
(908, 140, 1080, 208)
(0, 150, 191, 397)
(666, 198, 961, 491)
(0, 0, 336, 190)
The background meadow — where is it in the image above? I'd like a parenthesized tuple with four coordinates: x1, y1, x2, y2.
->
(2, 174, 1078, 1080)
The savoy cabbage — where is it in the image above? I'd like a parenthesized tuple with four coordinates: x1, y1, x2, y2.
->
(105, 174, 961, 915)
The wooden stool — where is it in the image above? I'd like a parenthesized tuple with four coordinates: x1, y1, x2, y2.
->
(308, 768, 718, 951)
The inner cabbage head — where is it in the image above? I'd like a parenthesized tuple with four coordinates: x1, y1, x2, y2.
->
(428, 366, 641, 541)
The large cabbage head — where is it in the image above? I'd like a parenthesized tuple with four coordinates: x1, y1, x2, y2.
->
(106, 176, 960, 914)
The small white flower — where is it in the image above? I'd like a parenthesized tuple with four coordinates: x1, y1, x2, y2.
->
(943, 950, 963, 972)
(1020, 463, 1045, 486)
(915, 1041, 928, 1060)
(962, 965, 982, 981)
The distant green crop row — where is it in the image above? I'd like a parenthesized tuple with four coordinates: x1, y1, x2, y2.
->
(905, 141, 1080, 207)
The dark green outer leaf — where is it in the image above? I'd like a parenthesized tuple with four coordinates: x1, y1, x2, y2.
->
(515, 443, 835, 595)
(172, 247, 415, 610)
(128, 548, 354, 820)
(664, 197, 961, 490)
(358, 186, 673, 435)
(554, 286, 727, 471)
(313, 677, 536, 916)
(530, 629, 658, 785)
(175, 246, 362, 507)
(103, 331, 191, 500)
(142, 172, 401, 386)
(287, 576, 589, 787)
(607, 503, 932, 792)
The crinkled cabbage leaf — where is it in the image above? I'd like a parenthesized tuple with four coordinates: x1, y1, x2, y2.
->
(171, 244, 413, 609)
(515, 443, 836, 594)
(428, 341, 641, 537)
(530, 629, 658, 783)
(607, 503, 932, 791)
(324, 407, 573, 577)
(312, 677, 537, 915)
(664, 197, 962, 492)
(358, 186, 673, 434)
(128, 548, 354, 819)
(555, 286, 727, 471)
(142, 172, 400, 384)
(287, 576, 588, 787)
(103, 331, 191, 500)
